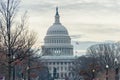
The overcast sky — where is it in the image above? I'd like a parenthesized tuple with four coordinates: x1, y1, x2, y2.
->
(19, 0, 120, 55)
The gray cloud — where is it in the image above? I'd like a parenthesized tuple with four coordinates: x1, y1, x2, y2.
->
(63, 2, 120, 14)
(19, 0, 120, 43)
(70, 24, 120, 34)
(85, 27, 120, 34)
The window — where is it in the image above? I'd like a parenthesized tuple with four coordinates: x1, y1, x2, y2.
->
(69, 73, 71, 77)
(49, 67, 51, 70)
(57, 62, 59, 65)
(57, 73, 59, 78)
(61, 73, 63, 78)
(61, 62, 63, 65)
(64, 73, 67, 77)
(64, 67, 67, 70)
(57, 67, 59, 70)
(49, 62, 51, 65)
(64, 62, 67, 65)
(53, 62, 55, 65)
(61, 67, 63, 71)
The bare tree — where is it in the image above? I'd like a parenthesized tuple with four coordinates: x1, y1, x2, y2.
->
(0, 0, 39, 80)
(14, 56, 50, 80)
(72, 56, 99, 80)
(87, 43, 120, 70)
(72, 42, 120, 80)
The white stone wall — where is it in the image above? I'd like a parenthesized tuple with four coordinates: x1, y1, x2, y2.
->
(42, 59, 75, 80)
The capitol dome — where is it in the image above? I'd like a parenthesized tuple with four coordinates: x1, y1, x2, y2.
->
(47, 24, 68, 35)
(42, 7, 73, 56)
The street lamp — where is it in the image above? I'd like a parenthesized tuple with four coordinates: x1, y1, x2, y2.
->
(27, 66, 30, 80)
(13, 55, 15, 80)
(114, 58, 119, 80)
(92, 69, 95, 80)
(106, 65, 109, 80)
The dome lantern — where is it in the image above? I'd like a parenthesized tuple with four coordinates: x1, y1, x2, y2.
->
(55, 7, 60, 24)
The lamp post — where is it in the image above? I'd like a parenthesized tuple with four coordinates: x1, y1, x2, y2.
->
(106, 65, 109, 80)
(27, 66, 30, 80)
(114, 58, 119, 80)
(12, 56, 15, 80)
(92, 69, 95, 80)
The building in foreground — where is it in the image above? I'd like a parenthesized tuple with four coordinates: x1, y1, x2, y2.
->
(41, 7, 76, 80)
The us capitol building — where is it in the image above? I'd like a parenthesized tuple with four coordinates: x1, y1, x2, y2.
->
(41, 7, 76, 80)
